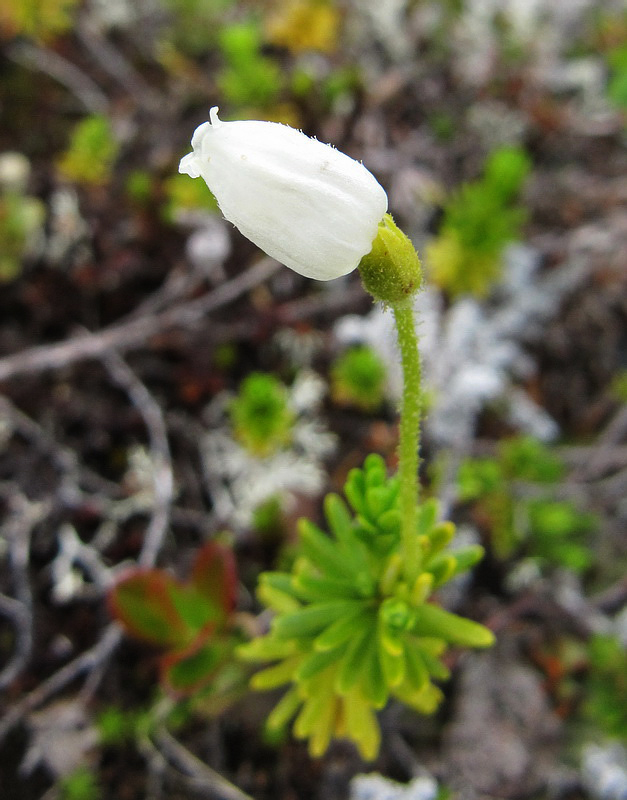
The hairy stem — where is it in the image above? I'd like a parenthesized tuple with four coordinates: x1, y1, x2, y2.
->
(392, 299, 422, 581)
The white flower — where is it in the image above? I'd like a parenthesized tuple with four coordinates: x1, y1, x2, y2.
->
(179, 107, 388, 281)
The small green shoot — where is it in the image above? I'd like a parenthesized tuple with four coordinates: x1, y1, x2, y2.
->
(57, 115, 119, 186)
(427, 146, 531, 297)
(58, 766, 100, 800)
(229, 372, 295, 457)
(162, 171, 218, 223)
(158, 0, 234, 56)
(606, 43, 627, 109)
(0, 0, 79, 42)
(581, 634, 627, 739)
(217, 21, 283, 110)
(330, 346, 387, 413)
(265, 0, 341, 55)
(458, 435, 595, 568)
(0, 156, 44, 281)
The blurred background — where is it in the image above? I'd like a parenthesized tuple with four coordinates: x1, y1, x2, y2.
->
(0, 1, 626, 799)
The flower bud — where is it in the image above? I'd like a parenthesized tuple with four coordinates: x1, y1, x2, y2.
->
(179, 108, 388, 281)
(358, 214, 422, 305)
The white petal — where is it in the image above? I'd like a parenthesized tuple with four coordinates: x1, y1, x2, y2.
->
(179, 108, 387, 280)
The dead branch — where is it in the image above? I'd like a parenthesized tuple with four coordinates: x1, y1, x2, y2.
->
(154, 726, 255, 800)
(0, 623, 122, 746)
(0, 257, 280, 384)
(6, 40, 109, 114)
(102, 352, 174, 569)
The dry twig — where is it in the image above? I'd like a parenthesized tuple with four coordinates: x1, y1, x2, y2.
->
(0, 257, 280, 383)
(102, 352, 174, 569)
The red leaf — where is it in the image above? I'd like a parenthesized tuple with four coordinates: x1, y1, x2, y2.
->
(108, 570, 190, 648)
(191, 542, 238, 618)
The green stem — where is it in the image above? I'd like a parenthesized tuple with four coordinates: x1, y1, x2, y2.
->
(392, 299, 422, 582)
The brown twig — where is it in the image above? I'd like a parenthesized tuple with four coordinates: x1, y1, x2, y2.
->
(101, 352, 174, 569)
(6, 40, 109, 114)
(76, 15, 156, 104)
(154, 726, 255, 800)
(0, 623, 122, 745)
(0, 257, 280, 384)
(0, 496, 50, 691)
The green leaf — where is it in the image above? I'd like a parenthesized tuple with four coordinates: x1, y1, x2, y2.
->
(403, 640, 430, 690)
(257, 581, 302, 614)
(424, 521, 456, 552)
(297, 645, 346, 681)
(412, 603, 495, 648)
(167, 583, 220, 632)
(414, 642, 450, 681)
(272, 600, 365, 639)
(251, 656, 301, 690)
(237, 635, 298, 663)
(162, 635, 222, 694)
(378, 508, 401, 534)
(298, 518, 359, 581)
(261, 571, 303, 599)
(336, 626, 374, 694)
(344, 468, 366, 514)
(265, 687, 301, 733)
(293, 677, 332, 737)
(394, 680, 443, 714)
(314, 610, 373, 652)
(323, 493, 355, 548)
(424, 555, 457, 587)
(378, 630, 405, 687)
(361, 636, 388, 708)
(416, 498, 439, 534)
(365, 485, 390, 518)
(292, 573, 364, 602)
(343, 690, 381, 761)
(448, 545, 485, 575)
